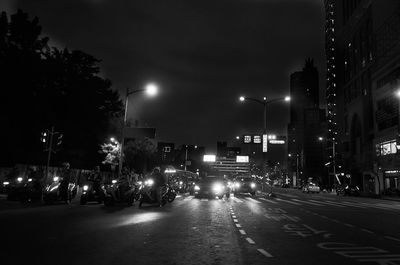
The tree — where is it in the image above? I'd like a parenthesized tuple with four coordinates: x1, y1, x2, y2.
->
(124, 138, 157, 173)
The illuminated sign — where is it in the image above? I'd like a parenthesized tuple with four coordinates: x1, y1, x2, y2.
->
(262, 134, 268, 152)
(253, 135, 261, 144)
(203, 155, 216, 162)
(236, 156, 249, 163)
(244, 135, 252, 143)
(269, 140, 285, 145)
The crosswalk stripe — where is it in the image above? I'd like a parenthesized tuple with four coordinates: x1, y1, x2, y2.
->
(259, 197, 278, 204)
(233, 197, 243, 203)
(309, 200, 346, 208)
(246, 198, 261, 204)
(276, 198, 302, 205)
(326, 200, 367, 209)
(292, 199, 322, 206)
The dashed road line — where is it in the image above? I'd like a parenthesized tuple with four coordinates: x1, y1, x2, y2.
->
(235, 224, 242, 228)
(239, 229, 247, 235)
(276, 198, 301, 205)
(385, 236, 400, 242)
(246, 237, 256, 244)
(361, 229, 374, 234)
(257, 249, 274, 258)
(233, 219, 238, 223)
(259, 197, 278, 204)
(246, 198, 261, 204)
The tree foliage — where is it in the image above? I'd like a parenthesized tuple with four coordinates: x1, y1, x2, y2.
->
(124, 138, 157, 173)
(0, 10, 123, 168)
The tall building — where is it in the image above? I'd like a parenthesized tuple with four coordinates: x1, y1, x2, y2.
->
(288, 59, 326, 185)
(328, 0, 400, 193)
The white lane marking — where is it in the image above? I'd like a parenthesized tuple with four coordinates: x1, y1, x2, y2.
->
(385, 236, 400, 242)
(246, 237, 256, 244)
(292, 199, 322, 206)
(239, 229, 247, 235)
(235, 224, 242, 228)
(361, 229, 374, 234)
(310, 200, 346, 208)
(233, 197, 243, 203)
(233, 219, 238, 223)
(246, 197, 261, 204)
(200, 199, 208, 201)
(257, 248, 274, 258)
(259, 197, 278, 204)
(344, 223, 354, 228)
(232, 215, 237, 218)
(276, 198, 301, 205)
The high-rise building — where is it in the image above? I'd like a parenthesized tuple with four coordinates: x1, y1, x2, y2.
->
(328, 0, 400, 193)
(287, 59, 326, 184)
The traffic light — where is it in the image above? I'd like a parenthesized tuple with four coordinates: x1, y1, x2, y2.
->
(40, 132, 47, 143)
(56, 133, 63, 146)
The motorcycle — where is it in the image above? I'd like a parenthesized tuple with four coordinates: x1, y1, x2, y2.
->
(43, 176, 77, 204)
(103, 179, 138, 207)
(138, 178, 176, 207)
(19, 178, 43, 203)
(80, 181, 106, 205)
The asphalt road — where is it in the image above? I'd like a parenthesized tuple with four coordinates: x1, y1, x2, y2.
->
(0, 189, 399, 265)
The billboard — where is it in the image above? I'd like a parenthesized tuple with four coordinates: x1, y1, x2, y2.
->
(244, 135, 252, 144)
(262, 134, 268, 152)
(236, 156, 249, 163)
(203, 154, 216, 162)
(253, 135, 261, 144)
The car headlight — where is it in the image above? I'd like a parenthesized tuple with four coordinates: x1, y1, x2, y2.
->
(17, 177, 23, 182)
(28, 178, 32, 182)
(250, 183, 256, 189)
(194, 185, 200, 191)
(138, 181, 143, 185)
(112, 179, 117, 184)
(356, 186, 360, 190)
(83, 185, 89, 191)
(234, 182, 240, 188)
(3, 181, 10, 185)
(145, 179, 154, 186)
(213, 183, 223, 193)
(53, 176, 59, 182)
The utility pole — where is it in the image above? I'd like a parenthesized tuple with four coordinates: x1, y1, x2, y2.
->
(42, 126, 62, 179)
(184, 145, 188, 171)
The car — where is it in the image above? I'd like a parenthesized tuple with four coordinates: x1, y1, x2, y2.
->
(302, 183, 320, 193)
(233, 176, 257, 196)
(194, 176, 229, 199)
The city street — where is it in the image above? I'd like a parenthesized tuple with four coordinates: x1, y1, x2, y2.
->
(1, 189, 399, 265)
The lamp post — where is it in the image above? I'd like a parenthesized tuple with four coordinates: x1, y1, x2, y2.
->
(119, 83, 158, 176)
(318, 136, 336, 190)
(239, 95, 290, 175)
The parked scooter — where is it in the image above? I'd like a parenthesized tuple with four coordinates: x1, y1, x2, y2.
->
(43, 176, 77, 204)
(19, 178, 43, 203)
(138, 178, 176, 207)
(80, 181, 106, 205)
(103, 179, 138, 207)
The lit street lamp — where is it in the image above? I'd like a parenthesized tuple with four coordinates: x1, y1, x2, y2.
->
(238, 95, 290, 174)
(119, 82, 159, 176)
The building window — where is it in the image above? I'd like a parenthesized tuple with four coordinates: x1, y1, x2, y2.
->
(376, 140, 397, 156)
(164, 146, 171, 153)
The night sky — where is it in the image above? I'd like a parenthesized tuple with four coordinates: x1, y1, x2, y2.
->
(1, 0, 325, 156)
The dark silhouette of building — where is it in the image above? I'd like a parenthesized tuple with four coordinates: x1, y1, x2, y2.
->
(287, 59, 326, 184)
(217, 141, 241, 158)
(327, 0, 400, 193)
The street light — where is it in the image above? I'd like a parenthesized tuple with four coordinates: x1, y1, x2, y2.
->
(238, 95, 290, 174)
(119, 82, 159, 175)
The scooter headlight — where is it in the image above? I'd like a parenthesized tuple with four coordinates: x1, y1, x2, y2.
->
(234, 182, 240, 188)
(145, 179, 154, 186)
(17, 177, 23, 182)
(83, 185, 89, 191)
(3, 181, 10, 186)
(28, 178, 32, 182)
(179, 181, 183, 185)
(213, 183, 223, 194)
(250, 183, 256, 189)
(112, 179, 117, 184)
(53, 177, 59, 182)
(194, 185, 200, 191)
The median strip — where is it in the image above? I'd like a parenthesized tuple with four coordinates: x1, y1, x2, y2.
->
(246, 237, 255, 244)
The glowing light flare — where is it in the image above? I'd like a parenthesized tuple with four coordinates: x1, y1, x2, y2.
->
(115, 212, 164, 227)
(145, 83, 158, 96)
